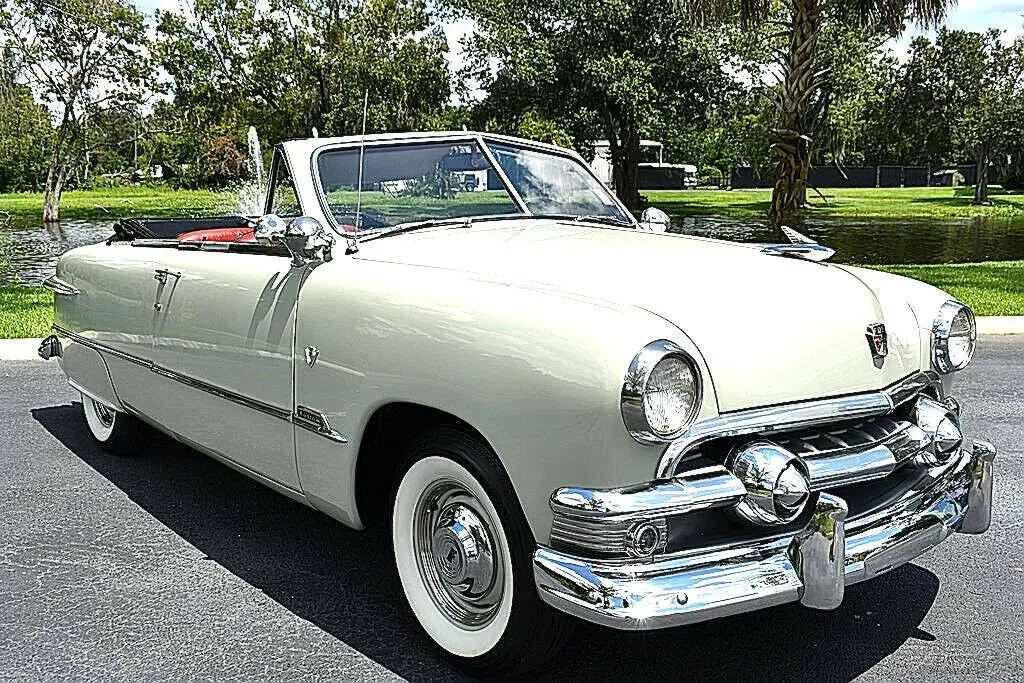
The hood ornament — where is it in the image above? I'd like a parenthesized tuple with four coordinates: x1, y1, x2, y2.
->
(761, 226, 835, 262)
(865, 323, 888, 363)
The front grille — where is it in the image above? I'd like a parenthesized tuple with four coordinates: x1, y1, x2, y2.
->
(775, 415, 905, 458)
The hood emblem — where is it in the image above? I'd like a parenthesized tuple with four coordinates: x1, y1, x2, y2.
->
(865, 323, 888, 362)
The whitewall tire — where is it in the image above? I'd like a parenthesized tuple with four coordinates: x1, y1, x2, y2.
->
(82, 397, 148, 455)
(391, 428, 572, 675)
(393, 455, 514, 657)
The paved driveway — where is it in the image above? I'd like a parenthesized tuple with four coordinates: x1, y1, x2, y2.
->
(1, 336, 1021, 681)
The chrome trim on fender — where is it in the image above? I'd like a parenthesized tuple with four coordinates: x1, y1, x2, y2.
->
(534, 440, 995, 631)
(42, 274, 80, 296)
(294, 405, 349, 443)
(655, 371, 941, 479)
(51, 324, 348, 445)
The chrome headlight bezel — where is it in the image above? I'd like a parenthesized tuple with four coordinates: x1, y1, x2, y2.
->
(931, 300, 977, 374)
(621, 340, 702, 444)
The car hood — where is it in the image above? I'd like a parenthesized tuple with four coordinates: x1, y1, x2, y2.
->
(354, 221, 924, 411)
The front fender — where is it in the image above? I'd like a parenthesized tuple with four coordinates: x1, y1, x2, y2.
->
(294, 257, 716, 541)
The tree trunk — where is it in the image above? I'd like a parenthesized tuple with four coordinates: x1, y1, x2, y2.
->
(607, 115, 642, 210)
(43, 154, 66, 224)
(973, 148, 990, 205)
(769, 0, 821, 226)
(43, 119, 75, 224)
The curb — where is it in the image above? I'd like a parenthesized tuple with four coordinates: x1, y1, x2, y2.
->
(2, 318, 1022, 362)
(976, 316, 1024, 335)
(0, 338, 43, 360)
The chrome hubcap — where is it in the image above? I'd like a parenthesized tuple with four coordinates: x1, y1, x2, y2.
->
(414, 480, 503, 629)
(94, 402, 115, 428)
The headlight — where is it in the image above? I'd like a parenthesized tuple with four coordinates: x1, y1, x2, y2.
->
(932, 301, 976, 373)
(621, 340, 701, 444)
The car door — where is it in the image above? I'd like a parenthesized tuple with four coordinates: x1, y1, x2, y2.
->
(147, 248, 305, 490)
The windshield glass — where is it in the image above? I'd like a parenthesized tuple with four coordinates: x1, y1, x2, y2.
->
(315, 141, 522, 230)
(486, 142, 631, 222)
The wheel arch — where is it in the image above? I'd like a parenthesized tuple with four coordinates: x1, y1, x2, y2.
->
(354, 401, 506, 527)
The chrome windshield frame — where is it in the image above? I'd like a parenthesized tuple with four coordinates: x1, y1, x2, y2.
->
(307, 132, 638, 239)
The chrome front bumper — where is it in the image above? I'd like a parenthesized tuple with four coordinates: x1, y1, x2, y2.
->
(533, 439, 995, 630)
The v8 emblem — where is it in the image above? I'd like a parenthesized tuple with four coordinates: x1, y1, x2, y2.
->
(304, 345, 320, 368)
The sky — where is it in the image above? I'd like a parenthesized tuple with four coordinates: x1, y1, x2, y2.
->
(133, 0, 1024, 87)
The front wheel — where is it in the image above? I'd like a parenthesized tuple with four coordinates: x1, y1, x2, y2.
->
(391, 428, 572, 675)
(82, 397, 149, 455)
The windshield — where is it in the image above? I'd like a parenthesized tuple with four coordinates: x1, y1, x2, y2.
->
(486, 142, 631, 223)
(314, 137, 632, 230)
(316, 141, 521, 230)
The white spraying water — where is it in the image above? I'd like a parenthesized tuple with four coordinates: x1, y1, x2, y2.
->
(231, 126, 267, 215)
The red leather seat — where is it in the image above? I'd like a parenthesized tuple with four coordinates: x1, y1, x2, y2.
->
(177, 227, 256, 243)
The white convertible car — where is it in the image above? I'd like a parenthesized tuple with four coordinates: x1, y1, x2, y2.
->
(39, 132, 994, 674)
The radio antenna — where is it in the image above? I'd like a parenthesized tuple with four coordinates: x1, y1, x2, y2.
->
(348, 89, 369, 255)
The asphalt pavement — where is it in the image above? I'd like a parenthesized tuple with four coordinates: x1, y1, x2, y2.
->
(1, 336, 1021, 682)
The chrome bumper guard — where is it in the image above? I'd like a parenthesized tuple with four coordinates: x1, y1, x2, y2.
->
(533, 439, 995, 630)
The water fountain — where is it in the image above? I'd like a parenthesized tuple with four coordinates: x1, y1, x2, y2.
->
(231, 126, 267, 216)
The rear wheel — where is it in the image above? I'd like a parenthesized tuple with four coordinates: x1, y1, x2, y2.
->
(82, 397, 148, 455)
(391, 428, 572, 675)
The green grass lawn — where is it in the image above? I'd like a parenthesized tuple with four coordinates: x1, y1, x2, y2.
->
(0, 187, 233, 222)
(868, 261, 1024, 316)
(0, 286, 54, 339)
(2, 260, 1019, 339)
(646, 187, 1024, 220)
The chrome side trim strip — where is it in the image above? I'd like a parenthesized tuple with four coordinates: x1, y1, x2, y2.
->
(42, 274, 80, 296)
(52, 324, 348, 445)
(149, 363, 292, 421)
(52, 324, 150, 368)
(655, 372, 939, 479)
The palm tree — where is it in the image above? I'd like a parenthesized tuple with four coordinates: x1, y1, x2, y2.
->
(690, 0, 954, 225)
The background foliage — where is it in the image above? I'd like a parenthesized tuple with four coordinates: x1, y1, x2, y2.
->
(0, 0, 1022, 203)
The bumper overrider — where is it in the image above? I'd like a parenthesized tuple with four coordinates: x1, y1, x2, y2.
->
(533, 394, 995, 630)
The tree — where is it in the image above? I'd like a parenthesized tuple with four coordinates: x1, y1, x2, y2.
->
(154, 0, 452, 152)
(0, 0, 155, 222)
(689, 0, 953, 224)
(0, 48, 53, 192)
(952, 31, 1024, 204)
(865, 28, 1024, 202)
(455, 0, 736, 209)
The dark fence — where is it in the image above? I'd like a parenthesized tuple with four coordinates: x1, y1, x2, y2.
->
(731, 164, 978, 189)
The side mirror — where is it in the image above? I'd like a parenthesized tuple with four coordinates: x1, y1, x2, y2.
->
(257, 215, 334, 267)
(639, 207, 670, 233)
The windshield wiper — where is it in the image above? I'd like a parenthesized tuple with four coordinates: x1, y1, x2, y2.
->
(531, 213, 635, 228)
(358, 217, 473, 244)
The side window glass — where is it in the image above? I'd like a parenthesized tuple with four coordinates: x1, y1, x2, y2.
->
(270, 158, 302, 217)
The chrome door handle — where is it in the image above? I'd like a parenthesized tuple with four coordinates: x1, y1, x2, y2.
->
(154, 269, 181, 284)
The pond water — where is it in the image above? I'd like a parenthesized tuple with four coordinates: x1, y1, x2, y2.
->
(2, 213, 1023, 286)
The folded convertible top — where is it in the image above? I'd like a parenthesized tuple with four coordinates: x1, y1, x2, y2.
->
(113, 216, 252, 241)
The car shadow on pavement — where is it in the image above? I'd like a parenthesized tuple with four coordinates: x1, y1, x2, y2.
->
(34, 403, 942, 683)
